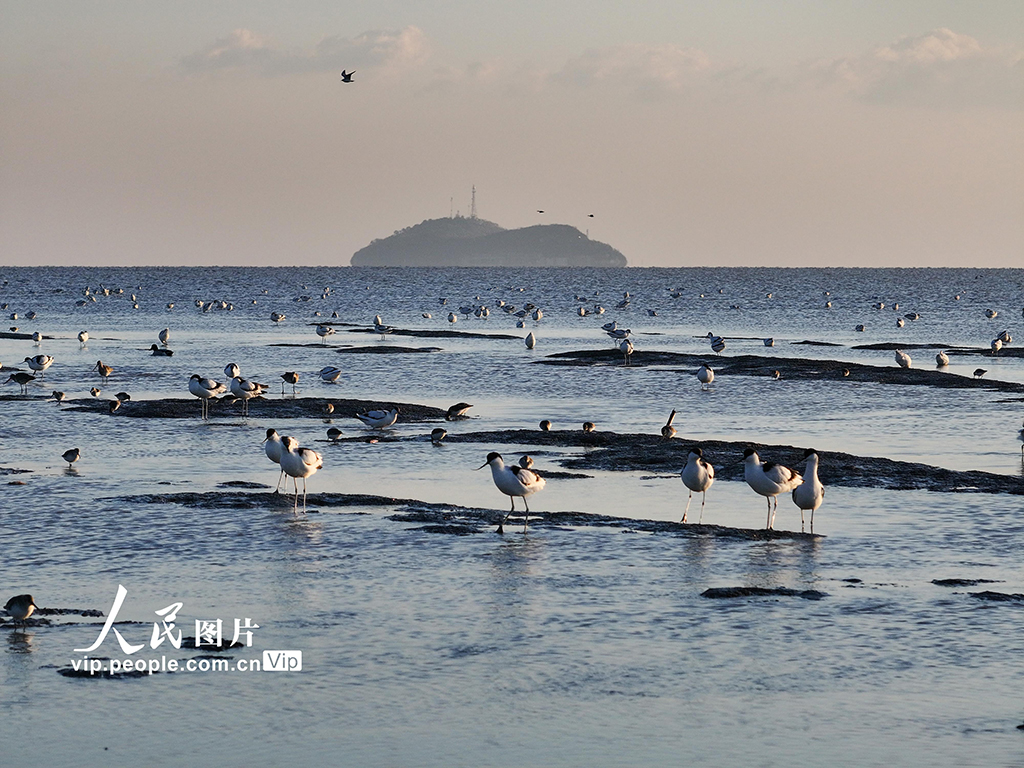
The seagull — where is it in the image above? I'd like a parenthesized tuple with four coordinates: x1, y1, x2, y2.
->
(340, 70, 355, 83)
(661, 410, 677, 439)
(262, 429, 285, 493)
(743, 448, 803, 530)
(539, 420, 552, 432)
(354, 408, 399, 429)
(327, 427, 343, 442)
(936, 351, 950, 367)
(445, 402, 473, 421)
(24, 354, 54, 377)
(478, 452, 546, 534)
(894, 350, 912, 369)
(62, 447, 80, 469)
(316, 325, 336, 344)
(149, 344, 174, 356)
(279, 436, 323, 514)
(792, 449, 825, 534)
(3, 594, 38, 626)
(697, 364, 714, 391)
(188, 374, 227, 420)
(281, 371, 299, 395)
(78, 330, 89, 346)
(431, 427, 447, 445)
(5, 372, 35, 394)
(318, 366, 343, 383)
(620, 338, 634, 366)
(158, 328, 170, 346)
(92, 361, 113, 382)
(681, 447, 715, 523)
(229, 376, 267, 417)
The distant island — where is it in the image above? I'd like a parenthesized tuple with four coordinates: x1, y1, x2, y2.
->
(351, 216, 627, 267)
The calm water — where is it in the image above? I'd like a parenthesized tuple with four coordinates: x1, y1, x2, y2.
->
(2, 267, 1024, 767)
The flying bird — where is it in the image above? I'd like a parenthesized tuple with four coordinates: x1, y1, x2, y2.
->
(340, 70, 355, 83)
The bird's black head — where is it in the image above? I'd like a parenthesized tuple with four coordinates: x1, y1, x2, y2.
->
(689, 447, 703, 457)
(265, 428, 277, 438)
(743, 448, 756, 458)
(485, 452, 501, 464)
(803, 448, 817, 458)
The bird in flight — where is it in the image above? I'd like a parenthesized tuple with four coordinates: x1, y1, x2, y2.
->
(340, 70, 355, 83)
(536, 210, 545, 214)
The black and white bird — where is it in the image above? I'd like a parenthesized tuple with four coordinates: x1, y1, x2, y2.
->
(792, 449, 825, 533)
(4, 594, 38, 626)
(262, 428, 285, 493)
(355, 408, 399, 429)
(431, 427, 447, 445)
(697, 364, 714, 391)
(150, 344, 174, 356)
(188, 374, 227, 420)
(743, 448, 803, 530)
(62, 447, 80, 469)
(478, 452, 546, 534)
(539, 419, 552, 432)
(661, 410, 677, 439)
(680, 447, 715, 523)
(446, 402, 473, 421)
(279, 436, 323, 514)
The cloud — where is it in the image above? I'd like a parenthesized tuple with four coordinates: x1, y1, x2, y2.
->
(180, 26, 428, 77)
(814, 28, 1023, 108)
(552, 43, 712, 98)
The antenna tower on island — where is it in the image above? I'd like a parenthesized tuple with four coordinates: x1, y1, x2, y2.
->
(470, 186, 477, 219)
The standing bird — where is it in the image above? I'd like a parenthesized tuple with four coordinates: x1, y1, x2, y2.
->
(78, 330, 89, 347)
(327, 427, 343, 442)
(62, 447, 80, 469)
(1017, 420, 1024, 456)
(354, 408, 399, 429)
(661, 410, 677, 439)
(224, 362, 241, 380)
(4, 595, 38, 626)
(94, 361, 113, 382)
(792, 449, 825, 533)
(518, 455, 534, 470)
(316, 325, 336, 344)
(894, 350, 912, 369)
(991, 338, 1003, 355)
(108, 400, 121, 415)
(262, 428, 285, 493)
(525, 332, 536, 350)
(24, 354, 54, 377)
(5, 372, 35, 394)
(445, 402, 473, 421)
(158, 328, 170, 346)
(680, 447, 715, 523)
(620, 338, 634, 366)
(318, 366, 343, 383)
(936, 351, 950, 367)
(478, 452, 546, 534)
(743, 448, 803, 530)
(697, 364, 714, 391)
(229, 376, 266, 417)
(278, 436, 323, 514)
(50, 390, 66, 406)
(431, 427, 447, 445)
(974, 368, 987, 379)
(281, 371, 299, 395)
(447, 313, 457, 324)
(539, 420, 552, 432)
(188, 374, 227, 420)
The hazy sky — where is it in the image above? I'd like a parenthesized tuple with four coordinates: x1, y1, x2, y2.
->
(1, 1, 1021, 267)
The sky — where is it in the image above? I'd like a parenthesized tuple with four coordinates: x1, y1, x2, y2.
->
(1, 1, 1021, 268)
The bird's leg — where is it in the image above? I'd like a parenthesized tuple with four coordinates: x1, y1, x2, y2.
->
(302, 477, 307, 514)
(523, 496, 530, 534)
(498, 496, 516, 534)
(766, 497, 772, 529)
(801, 509, 805, 532)
(683, 491, 692, 523)
(699, 493, 706, 524)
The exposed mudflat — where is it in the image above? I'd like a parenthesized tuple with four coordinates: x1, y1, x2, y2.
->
(442, 428, 1024, 494)
(270, 342, 442, 353)
(119, 489, 820, 540)
(539, 348, 1024, 391)
(63, 396, 448, 421)
(347, 327, 521, 340)
(700, 587, 828, 600)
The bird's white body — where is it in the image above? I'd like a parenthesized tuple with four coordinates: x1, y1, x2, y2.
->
(78, 330, 89, 345)
(681, 448, 715, 523)
(525, 332, 536, 349)
(355, 408, 398, 429)
(620, 338, 634, 365)
(744, 450, 802, 529)
(224, 362, 241, 380)
(697, 364, 714, 390)
(62, 447, 80, 468)
(319, 366, 343, 383)
(24, 354, 54, 374)
(792, 452, 825, 533)
(936, 351, 949, 367)
(481, 452, 546, 532)
(278, 436, 323, 513)
(894, 350, 912, 369)
(263, 429, 285, 492)
(230, 376, 265, 416)
(158, 328, 170, 345)
(316, 325, 336, 343)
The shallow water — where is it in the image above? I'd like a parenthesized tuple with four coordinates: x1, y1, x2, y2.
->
(2, 267, 1024, 767)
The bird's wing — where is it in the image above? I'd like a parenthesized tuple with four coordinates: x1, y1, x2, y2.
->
(510, 466, 545, 489)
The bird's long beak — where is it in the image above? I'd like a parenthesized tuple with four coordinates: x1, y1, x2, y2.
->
(475, 462, 488, 470)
